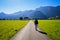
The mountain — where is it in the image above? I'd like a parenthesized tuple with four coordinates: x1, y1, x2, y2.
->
(0, 10, 34, 19)
(0, 12, 7, 19)
(12, 10, 47, 19)
(0, 12, 20, 19)
(36, 6, 60, 18)
(0, 6, 60, 19)
(31, 11, 47, 19)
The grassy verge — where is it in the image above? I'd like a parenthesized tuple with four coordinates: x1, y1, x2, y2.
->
(0, 20, 29, 40)
(38, 20, 60, 40)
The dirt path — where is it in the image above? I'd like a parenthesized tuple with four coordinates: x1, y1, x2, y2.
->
(10, 21, 51, 40)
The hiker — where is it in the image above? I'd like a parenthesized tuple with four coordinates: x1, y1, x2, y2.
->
(34, 19, 38, 31)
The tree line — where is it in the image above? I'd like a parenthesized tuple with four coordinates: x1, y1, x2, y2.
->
(0, 16, 60, 20)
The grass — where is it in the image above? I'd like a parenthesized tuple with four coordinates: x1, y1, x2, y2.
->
(0, 20, 29, 40)
(38, 20, 60, 40)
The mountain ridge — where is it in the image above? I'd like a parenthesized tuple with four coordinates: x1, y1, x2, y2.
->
(0, 6, 60, 19)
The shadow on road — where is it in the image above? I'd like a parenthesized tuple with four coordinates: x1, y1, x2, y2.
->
(36, 30, 47, 35)
(34, 19, 47, 35)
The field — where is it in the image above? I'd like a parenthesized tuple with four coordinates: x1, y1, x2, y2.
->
(0, 20, 60, 40)
(38, 20, 60, 40)
(0, 20, 29, 40)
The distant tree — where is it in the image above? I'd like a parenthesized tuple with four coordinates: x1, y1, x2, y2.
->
(55, 16, 59, 19)
(48, 17, 55, 20)
(48, 16, 60, 20)
(0, 19, 1, 20)
(3, 18, 5, 20)
(24, 17, 29, 20)
(20, 17, 23, 20)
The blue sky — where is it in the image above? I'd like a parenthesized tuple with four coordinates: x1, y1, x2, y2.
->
(0, 0, 60, 14)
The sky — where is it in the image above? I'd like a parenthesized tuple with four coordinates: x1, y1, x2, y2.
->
(0, 0, 60, 14)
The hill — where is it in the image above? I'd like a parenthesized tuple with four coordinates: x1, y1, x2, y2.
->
(0, 6, 60, 19)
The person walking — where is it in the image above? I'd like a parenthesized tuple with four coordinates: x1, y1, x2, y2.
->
(34, 19, 38, 31)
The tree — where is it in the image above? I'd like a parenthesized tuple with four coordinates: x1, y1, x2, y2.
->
(20, 17, 23, 20)
(48, 17, 55, 20)
(24, 17, 29, 20)
(55, 16, 59, 19)
(0, 19, 1, 20)
(3, 18, 5, 20)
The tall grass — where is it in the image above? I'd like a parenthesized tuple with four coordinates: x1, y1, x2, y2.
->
(38, 20, 60, 40)
(0, 20, 29, 40)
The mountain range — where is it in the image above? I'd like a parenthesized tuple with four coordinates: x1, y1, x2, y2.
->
(0, 6, 60, 19)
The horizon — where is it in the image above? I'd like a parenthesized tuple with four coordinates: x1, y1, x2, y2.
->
(0, 0, 60, 14)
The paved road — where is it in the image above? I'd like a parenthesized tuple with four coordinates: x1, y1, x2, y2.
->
(10, 21, 51, 40)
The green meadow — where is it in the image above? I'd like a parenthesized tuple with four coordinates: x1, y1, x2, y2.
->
(0, 20, 60, 40)
(38, 20, 60, 40)
(0, 20, 29, 40)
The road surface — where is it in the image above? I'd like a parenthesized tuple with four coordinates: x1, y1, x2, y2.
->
(10, 21, 51, 40)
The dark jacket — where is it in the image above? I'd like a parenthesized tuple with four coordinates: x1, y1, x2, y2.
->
(34, 20, 38, 24)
